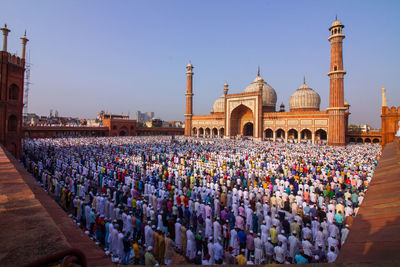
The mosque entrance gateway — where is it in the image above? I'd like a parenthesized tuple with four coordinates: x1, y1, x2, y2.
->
(243, 122, 254, 136)
(229, 104, 254, 137)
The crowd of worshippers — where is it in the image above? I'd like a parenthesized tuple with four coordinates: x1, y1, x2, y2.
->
(22, 136, 381, 265)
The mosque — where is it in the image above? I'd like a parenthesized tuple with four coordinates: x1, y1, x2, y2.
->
(184, 19, 350, 146)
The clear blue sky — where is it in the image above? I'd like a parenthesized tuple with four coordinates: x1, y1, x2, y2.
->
(3, 0, 400, 127)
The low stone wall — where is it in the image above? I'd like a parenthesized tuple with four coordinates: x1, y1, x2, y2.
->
(336, 138, 400, 263)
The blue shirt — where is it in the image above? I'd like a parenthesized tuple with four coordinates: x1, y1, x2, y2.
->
(295, 254, 308, 264)
(238, 231, 246, 244)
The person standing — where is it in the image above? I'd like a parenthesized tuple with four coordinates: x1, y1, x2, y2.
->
(186, 227, 196, 261)
(158, 230, 166, 265)
(213, 237, 224, 264)
(164, 233, 175, 265)
(122, 233, 131, 265)
(253, 233, 264, 264)
(175, 219, 182, 251)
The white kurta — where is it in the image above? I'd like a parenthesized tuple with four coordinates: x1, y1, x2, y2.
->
(175, 222, 182, 249)
(254, 237, 264, 264)
(186, 230, 196, 260)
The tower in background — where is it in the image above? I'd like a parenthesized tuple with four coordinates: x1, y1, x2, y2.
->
(381, 87, 400, 145)
(327, 18, 347, 146)
(0, 24, 28, 158)
(184, 62, 194, 136)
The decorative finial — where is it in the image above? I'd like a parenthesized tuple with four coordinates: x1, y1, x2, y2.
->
(24, 30, 26, 37)
(4, 24, 7, 28)
(335, 15, 337, 21)
(303, 75, 306, 85)
(224, 81, 229, 95)
(186, 61, 194, 72)
(257, 66, 260, 77)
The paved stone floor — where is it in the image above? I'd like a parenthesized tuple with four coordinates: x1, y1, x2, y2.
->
(0, 146, 112, 267)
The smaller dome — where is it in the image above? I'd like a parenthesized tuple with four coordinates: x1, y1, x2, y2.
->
(289, 77, 321, 112)
(331, 20, 342, 27)
(212, 95, 225, 113)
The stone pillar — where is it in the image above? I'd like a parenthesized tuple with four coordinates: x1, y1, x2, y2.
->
(1, 24, 10, 52)
(20, 30, 29, 60)
(273, 130, 276, 142)
(298, 132, 301, 143)
(381, 86, 387, 107)
(184, 63, 194, 136)
(312, 131, 315, 144)
(285, 132, 288, 143)
(327, 19, 347, 146)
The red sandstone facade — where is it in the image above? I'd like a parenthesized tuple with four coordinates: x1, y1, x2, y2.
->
(22, 123, 184, 139)
(0, 25, 28, 158)
(102, 118, 136, 136)
(184, 20, 351, 145)
(381, 106, 400, 145)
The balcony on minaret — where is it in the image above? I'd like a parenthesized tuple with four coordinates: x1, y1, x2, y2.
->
(329, 19, 344, 36)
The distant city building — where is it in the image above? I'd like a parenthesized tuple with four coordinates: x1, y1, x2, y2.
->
(97, 110, 129, 121)
(165, 121, 184, 128)
(23, 112, 83, 126)
(145, 118, 163, 128)
(135, 111, 155, 123)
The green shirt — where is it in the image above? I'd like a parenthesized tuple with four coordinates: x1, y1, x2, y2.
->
(145, 252, 157, 266)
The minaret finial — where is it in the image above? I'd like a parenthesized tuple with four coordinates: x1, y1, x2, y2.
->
(303, 75, 306, 85)
(335, 15, 337, 21)
(24, 30, 26, 37)
(257, 66, 260, 77)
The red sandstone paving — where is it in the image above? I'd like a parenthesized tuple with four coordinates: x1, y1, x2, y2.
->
(0, 146, 113, 267)
(0, 147, 71, 266)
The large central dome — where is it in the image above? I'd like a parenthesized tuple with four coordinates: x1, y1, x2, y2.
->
(243, 72, 277, 110)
